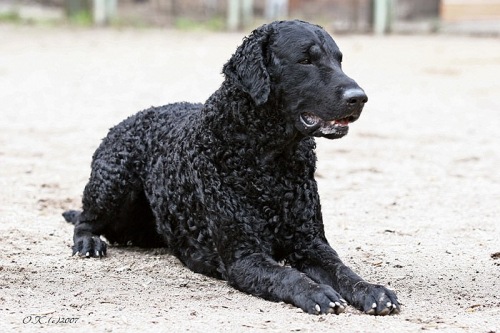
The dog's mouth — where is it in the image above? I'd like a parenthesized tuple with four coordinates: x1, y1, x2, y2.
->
(300, 112, 354, 138)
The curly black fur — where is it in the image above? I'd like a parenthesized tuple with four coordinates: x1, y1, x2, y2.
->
(64, 20, 400, 316)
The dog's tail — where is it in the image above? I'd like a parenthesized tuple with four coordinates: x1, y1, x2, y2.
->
(62, 210, 81, 225)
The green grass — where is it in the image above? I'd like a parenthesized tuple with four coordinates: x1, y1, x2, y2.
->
(174, 17, 225, 31)
(68, 11, 93, 26)
(0, 11, 22, 23)
(0, 10, 227, 31)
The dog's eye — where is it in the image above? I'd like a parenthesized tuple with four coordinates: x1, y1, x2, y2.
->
(299, 59, 312, 65)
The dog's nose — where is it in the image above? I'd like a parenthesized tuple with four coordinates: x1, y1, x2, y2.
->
(343, 88, 368, 107)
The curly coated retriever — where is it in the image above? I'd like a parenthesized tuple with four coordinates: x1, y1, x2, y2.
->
(63, 20, 400, 316)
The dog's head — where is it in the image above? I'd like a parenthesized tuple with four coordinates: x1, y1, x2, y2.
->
(223, 20, 367, 140)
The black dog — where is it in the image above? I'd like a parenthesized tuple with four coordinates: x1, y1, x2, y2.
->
(64, 20, 400, 316)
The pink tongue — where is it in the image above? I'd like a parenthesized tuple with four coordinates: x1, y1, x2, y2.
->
(335, 119, 349, 126)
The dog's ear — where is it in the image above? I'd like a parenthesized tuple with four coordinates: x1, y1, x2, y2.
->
(223, 24, 273, 106)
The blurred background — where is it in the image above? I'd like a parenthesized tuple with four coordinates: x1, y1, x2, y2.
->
(1, 2, 499, 331)
(1, 0, 499, 35)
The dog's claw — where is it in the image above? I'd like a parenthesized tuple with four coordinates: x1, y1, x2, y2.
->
(364, 300, 400, 315)
(327, 301, 345, 314)
(352, 281, 400, 315)
(315, 304, 321, 313)
(379, 307, 391, 316)
(365, 302, 378, 314)
(72, 233, 108, 259)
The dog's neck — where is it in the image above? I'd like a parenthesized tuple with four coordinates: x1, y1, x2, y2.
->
(203, 82, 307, 152)
(200, 82, 317, 173)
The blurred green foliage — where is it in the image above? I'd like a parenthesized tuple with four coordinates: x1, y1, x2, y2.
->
(174, 17, 226, 31)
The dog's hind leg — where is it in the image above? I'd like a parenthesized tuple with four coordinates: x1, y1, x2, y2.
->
(70, 213, 108, 258)
(65, 195, 110, 258)
(63, 209, 107, 257)
(67, 181, 164, 258)
(65, 139, 164, 257)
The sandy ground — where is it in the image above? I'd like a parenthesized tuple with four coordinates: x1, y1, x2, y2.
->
(0, 24, 499, 333)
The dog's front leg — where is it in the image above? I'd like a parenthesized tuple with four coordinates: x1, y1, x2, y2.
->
(226, 253, 347, 314)
(291, 240, 400, 315)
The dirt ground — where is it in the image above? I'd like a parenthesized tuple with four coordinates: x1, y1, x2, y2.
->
(0, 24, 499, 333)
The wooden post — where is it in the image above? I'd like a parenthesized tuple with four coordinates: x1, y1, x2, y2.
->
(265, 0, 288, 20)
(227, 0, 240, 31)
(242, 0, 254, 28)
(227, 0, 255, 30)
(93, 0, 116, 25)
(374, 0, 392, 35)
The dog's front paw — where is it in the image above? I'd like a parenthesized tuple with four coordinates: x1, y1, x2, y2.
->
(350, 281, 400, 315)
(294, 284, 348, 315)
(72, 234, 107, 258)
